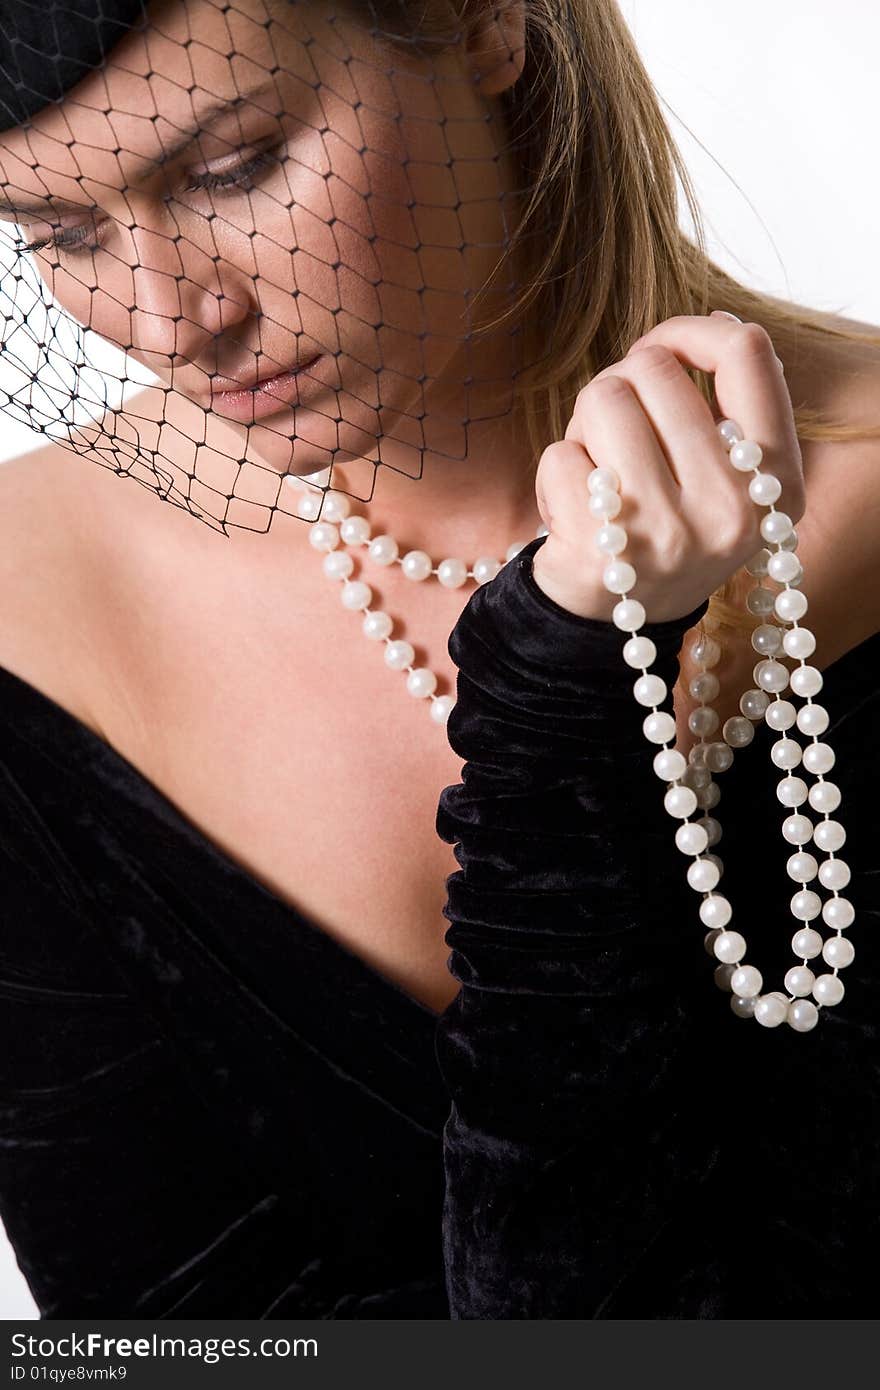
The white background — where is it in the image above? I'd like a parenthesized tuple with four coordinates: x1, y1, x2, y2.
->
(1, 0, 878, 1319)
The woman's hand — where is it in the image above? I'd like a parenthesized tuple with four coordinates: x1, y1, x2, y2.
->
(531, 313, 806, 623)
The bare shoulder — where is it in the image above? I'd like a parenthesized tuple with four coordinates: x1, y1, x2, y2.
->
(0, 438, 114, 735)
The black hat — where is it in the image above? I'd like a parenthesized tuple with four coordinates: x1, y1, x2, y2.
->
(0, 0, 149, 131)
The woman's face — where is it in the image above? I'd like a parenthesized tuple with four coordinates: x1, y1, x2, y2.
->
(0, 0, 524, 518)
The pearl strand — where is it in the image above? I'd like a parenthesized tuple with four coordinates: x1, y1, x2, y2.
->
(590, 424, 856, 1032)
(284, 468, 547, 726)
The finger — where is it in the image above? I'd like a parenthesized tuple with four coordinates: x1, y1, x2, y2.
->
(624, 315, 805, 522)
(562, 373, 680, 529)
(588, 345, 743, 512)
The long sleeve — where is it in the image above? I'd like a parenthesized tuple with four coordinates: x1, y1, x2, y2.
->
(435, 534, 718, 1319)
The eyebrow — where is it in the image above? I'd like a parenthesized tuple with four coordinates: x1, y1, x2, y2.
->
(0, 80, 278, 219)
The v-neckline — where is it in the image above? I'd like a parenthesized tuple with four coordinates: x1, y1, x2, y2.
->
(0, 658, 448, 1025)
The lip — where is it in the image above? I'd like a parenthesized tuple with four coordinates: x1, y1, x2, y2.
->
(207, 354, 323, 422)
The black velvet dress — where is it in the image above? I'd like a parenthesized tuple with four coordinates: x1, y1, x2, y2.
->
(0, 536, 877, 1318)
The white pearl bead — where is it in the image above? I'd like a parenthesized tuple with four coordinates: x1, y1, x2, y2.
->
(642, 711, 676, 744)
(796, 702, 829, 736)
(792, 927, 823, 959)
(787, 852, 818, 883)
(623, 635, 657, 669)
(401, 549, 433, 581)
(340, 515, 371, 545)
(700, 894, 733, 929)
(802, 742, 834, 775)
(808, 781, 841, 814)
(587, 466, 621, 494)
(505, 540, 528, 562)
(713, 929, 745, 963)
(689, 635, 722, 667)
(595, 523, 628, 555)
(384, 639, 415, 670)
(664, 785, 698, 819)
(822, 936, 855, 969)
(295, 492, 323, 521)
(819, 858, 850, 890)
(777, 776, 808, 808)
(438, 558, 469, 589)
(301, 466, 332, 488)
(705, 742, 734, 773)
(368, 534, 399, 566)
(717, 418, 744, 447)
(688, 857, 721, 892)
(783, 627, 816, 660)
(787, 998, 819, 1032)
(760, 511, 794, 544)
(740, 688, 770, 721)
(406, 667, 438, 699)
(813, 973, 845, 1007)
(731, 994, 758, 1019)
(754, 992, 788, 1028)
(813, 820, 846, 853)
(613, 599, 647, 632)
(309, 521, 340, 552)
(323, 550, 354, 581)
(751, 624, 783, 656)
(472, 556, 501, 585)
(775, 589, 809, 623)
(321, 490, 352, 522)
(782, 813, 814, 846)
(362, 610, 393, 641)
(767, 550, 802, 583)
(602, 560, 637, 594)
(779, 527, 798, 551)
(730, 965, 762, 998)
(722, 716, 755, 748)
(653, 749, 687, 781)
(714, 963, 735, 992)
(676, 822, 709, 856)
(588, 489, 622, 520)
(755, 660, 790, 693)
(695, 781, 721, 811)
(341, 580, 373, 610)
(749, 472, 782, 505)
(822, 896, 855, 930)
(634, 674, 667, 707)
(765, 700, 797, 731)
(790, 665, 823, 698)
(771, 737, 802, 770)
(729, 439, 763, 472)
(785, 965, 816, 997)
(747, 586, 776, 618)
(699, 816, 722, 848)
(689, 707, 720, 738)
(689, 673, 721, 704)
(746, 550, 771, 578)
(430, 694, 455, 725)
(791, 889, 822, 921)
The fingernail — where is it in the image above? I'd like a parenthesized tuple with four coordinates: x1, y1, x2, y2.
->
(711, 310, 743, 323)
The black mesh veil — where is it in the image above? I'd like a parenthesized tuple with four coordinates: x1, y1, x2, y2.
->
(0, 0, 554, 536)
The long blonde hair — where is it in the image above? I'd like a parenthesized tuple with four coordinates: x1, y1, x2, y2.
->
(371, 0, 880, 649)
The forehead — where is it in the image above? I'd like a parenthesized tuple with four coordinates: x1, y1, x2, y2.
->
(0, 0, 360, 204)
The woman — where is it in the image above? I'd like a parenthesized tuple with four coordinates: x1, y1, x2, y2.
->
(0, 0, 878, 1318)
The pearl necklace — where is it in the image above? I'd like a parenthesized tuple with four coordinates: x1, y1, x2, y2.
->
(589, 419, 854, 1032)
(284, 467, 547, 726)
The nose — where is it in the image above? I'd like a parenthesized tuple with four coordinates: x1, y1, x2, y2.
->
(115, 199, 253, 372)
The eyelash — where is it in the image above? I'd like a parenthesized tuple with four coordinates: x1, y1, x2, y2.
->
(20, 148, 280, 259)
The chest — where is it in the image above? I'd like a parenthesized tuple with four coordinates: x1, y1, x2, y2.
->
(103, 565, 473, 1015)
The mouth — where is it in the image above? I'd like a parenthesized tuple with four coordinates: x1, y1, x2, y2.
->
(206, 354, 323, 423)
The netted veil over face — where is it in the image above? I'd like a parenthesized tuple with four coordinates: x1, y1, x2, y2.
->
(0, 0, 560, 535)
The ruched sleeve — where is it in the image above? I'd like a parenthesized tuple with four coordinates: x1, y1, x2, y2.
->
(435, 534, 717, 1318)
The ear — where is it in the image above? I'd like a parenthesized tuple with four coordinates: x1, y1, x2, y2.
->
(464, 2, 526, 97)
